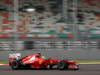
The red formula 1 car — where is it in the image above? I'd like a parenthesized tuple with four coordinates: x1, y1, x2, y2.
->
(8, 53, 79, 70)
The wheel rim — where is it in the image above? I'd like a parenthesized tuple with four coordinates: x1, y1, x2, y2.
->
(58, 61, 68, 70)
(11, 61, 19, 69)
(58, 63, 65, 69)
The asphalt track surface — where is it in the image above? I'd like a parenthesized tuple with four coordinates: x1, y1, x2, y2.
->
(0, 64, 100, 75)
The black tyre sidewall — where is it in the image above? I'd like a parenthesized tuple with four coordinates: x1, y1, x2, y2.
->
(58, 61, 68, 70)
(11, 60, 20, 70)
(47, 65, 53, 69)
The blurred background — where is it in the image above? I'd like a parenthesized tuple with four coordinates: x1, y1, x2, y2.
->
(0, 0, 100, 60)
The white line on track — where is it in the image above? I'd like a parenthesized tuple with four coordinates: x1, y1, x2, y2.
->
(0, 64, 9, 66)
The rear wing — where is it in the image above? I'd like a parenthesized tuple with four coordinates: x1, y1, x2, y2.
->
(9, 53, 21, 60)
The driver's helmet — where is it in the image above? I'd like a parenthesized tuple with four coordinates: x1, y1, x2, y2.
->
(37, 52, 41, 55)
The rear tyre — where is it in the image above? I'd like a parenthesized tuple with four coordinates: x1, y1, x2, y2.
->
(47, 65, 53, 69)
(10, 60, 20, 70)
(57, 61, 69, 70)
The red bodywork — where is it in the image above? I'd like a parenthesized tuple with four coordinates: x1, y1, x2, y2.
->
(9, 53, 79, 70)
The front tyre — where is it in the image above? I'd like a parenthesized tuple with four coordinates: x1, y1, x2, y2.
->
(57, 61, 69, 70)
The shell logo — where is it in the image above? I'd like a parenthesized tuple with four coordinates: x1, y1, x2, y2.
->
(50, 61, 53, 64)
(39, 60, 43, 65)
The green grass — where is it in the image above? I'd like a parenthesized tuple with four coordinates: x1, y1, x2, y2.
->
(0, 61, 9, 64)
(74, 60, 100, 63)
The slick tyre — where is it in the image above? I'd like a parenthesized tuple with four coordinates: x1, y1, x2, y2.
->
(11, 60, 20, 70)
(47, 65, 53, 69)
(57, 61, 68, 70)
